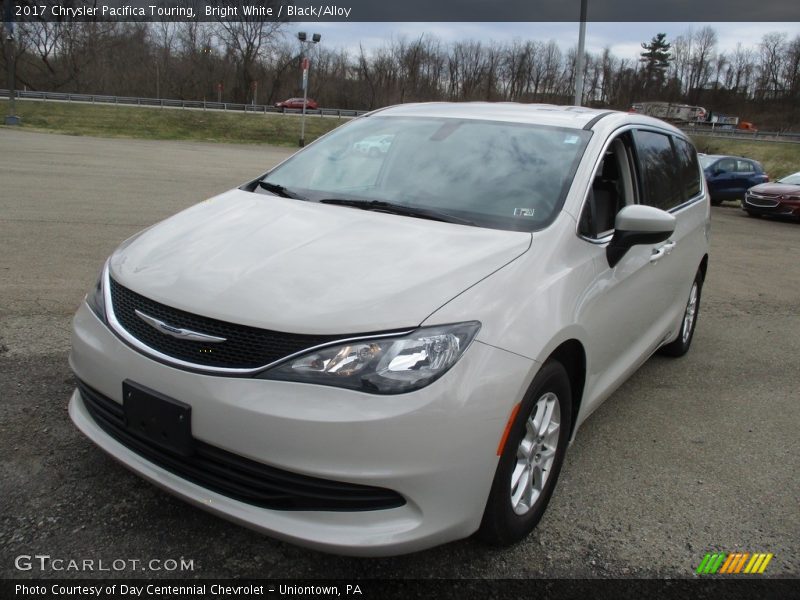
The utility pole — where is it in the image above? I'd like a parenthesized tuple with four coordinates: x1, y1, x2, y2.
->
(573, 0, 588, 107)
(297, 32, 321, 147)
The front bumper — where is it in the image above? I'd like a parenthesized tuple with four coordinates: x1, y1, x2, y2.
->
(69, 302, 535, 555)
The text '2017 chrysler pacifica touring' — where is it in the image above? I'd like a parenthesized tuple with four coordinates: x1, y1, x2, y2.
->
(69, 103, 710, 556)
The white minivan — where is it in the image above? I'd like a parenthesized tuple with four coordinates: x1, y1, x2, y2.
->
(69, 103, 710, 556)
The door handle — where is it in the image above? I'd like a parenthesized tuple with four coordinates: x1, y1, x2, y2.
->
(650, 241, 676, 263)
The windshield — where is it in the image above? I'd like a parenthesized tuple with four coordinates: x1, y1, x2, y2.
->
(777, 172, 800, 185)
(257, 116, 591, 232)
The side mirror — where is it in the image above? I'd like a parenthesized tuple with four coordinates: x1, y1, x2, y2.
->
(606, 205, 676, 268)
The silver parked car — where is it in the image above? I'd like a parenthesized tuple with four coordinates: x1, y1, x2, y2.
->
(70, 103, 710, 555)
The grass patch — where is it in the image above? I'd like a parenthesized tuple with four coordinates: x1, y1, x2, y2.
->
(5, 100, 800, 177)
(691, 135, 800, 179)
(3, 99, 344, 146)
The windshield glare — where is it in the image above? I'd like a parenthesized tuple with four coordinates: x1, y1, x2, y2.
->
(260, 116, 591, 231)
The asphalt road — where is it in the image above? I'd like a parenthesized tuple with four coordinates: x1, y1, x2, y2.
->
(1, 129, 798, 579)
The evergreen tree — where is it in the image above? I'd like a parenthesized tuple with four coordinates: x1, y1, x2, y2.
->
(640, 33, 672, 94)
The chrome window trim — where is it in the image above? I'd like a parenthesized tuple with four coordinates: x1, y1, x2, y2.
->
(667, 192, 706, 214)
(578, 231, 614, 246)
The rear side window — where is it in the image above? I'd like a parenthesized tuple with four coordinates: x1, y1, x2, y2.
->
(736, 160, 755, 173)
(673, 138, 702, 200)
(634, 130, 683, 211)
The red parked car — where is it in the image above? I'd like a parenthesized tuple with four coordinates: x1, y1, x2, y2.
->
(742, 171, 800, 221)
(274, 98, 318, 110)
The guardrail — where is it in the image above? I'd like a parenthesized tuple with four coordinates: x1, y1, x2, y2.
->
(0, 88, 369, 118)
(679, 124, 800, 143)
(4, 89, 799, 143)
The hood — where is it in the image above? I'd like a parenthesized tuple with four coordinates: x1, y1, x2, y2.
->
(749, 183, 800, 197)
(110, 189, 531, 334)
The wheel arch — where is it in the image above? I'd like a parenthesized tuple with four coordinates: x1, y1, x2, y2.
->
(699, 254, 709, 282)
(545, 339, 586, 441)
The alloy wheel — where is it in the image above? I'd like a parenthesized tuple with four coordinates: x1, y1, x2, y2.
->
(682, 282, 699, 345)
(511, 392, 561, 515)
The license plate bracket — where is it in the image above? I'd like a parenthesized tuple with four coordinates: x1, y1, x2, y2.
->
(123, 380, 194, 457)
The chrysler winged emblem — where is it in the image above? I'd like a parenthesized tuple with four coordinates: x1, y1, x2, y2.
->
(134, 310, 227, 343)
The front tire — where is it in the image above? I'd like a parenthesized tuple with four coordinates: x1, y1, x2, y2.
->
(476, 361, 572, 546)
(659, 269, 703, 357)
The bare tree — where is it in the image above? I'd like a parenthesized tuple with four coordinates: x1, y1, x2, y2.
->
(148, 17, 177, 98)
(4, 21, 800, 128)
(669, 32, 691, 95)
(784, 35, 800, 99)
(215, 2, 283, 103)
(727, 43, 755, 96)
(598, 47, 618, 104)
(173, 22, 217, 100)
(756, 32, 787, 99)
(687, 26, 718, 102)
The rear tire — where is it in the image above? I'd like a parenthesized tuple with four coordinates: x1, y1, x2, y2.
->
(476, 361, 572, 546)
(659, 269, 703, 357)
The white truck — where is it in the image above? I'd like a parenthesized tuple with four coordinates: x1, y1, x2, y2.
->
(630, 102, 707, 123)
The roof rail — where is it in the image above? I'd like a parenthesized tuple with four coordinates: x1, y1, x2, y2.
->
(583, 111, 614, 130)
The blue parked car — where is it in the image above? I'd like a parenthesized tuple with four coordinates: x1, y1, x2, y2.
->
(699, 154, 769, 206)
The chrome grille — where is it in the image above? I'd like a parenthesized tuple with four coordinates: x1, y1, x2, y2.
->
(746, 194, 780, 208)
(109, 278, 341, 370)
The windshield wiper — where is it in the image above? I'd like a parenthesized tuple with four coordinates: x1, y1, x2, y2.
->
(319, 198, 475, 226)
(257, 180, 306, 200)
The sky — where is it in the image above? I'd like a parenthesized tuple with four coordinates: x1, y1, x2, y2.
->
(291, 22, 800, 59)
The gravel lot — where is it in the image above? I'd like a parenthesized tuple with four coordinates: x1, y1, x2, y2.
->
(1, 129, 798, 579)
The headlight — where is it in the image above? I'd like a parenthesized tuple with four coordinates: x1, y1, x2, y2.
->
(258, 321, 481, 394)
(85, 261, 108, 321)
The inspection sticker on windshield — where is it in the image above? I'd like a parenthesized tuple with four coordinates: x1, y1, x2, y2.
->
(563, 134, 580, 144)
(514, 208, 536, 217)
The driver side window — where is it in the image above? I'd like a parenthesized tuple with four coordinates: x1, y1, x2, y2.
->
(579, 134, 636, 240)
